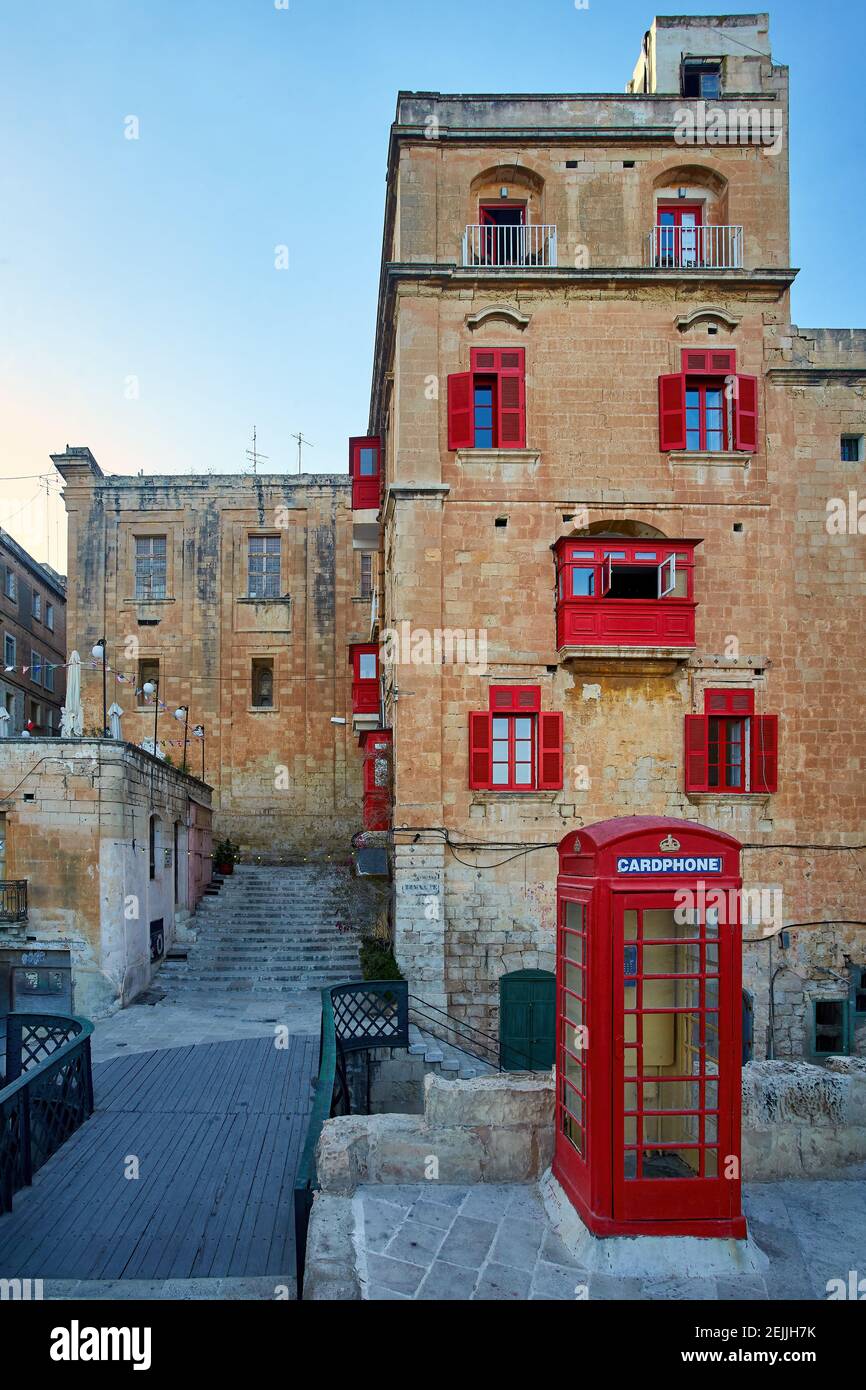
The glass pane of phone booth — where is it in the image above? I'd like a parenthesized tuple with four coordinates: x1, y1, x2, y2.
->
(619, 902, 724, 1203)
(558, 899, 588, 1161)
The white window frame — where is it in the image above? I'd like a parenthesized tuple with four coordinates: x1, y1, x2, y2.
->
(4, 633, 16, 669)
(658, 554, 677, 597)
(45, 601, 54, 631)
(31, 650, 42, 685)
(4, 570, 17, 602)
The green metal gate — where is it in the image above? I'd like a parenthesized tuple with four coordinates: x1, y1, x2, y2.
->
(499, 969, 556, 1071)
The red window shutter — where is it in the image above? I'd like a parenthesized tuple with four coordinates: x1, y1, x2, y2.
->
(706, 688, 755, 716)
(733, 374, 759, 452)
(684, 715, 710, 792)
(496, 349, 525, 449)
(490, 685, 541, 713)
(469, 712, 492, 789)
(447, 372, 473, 450)
(681, 349, 736, 374)
(682, 349, 710, 373)
(537, 712, 563, 790)
(471, 348, 497, 373)
(658, 374, 687, 451)
(750, 714, 778, 793)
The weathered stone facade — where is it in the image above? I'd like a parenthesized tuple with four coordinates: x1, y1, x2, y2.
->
(0, 737, 212, 1017)
(366, 14, 866, 1057)
(0, 528, 66, 736)
(54, 450, 371, 857)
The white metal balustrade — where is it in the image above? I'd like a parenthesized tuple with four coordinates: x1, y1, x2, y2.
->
(644, 224, 744, 269)
(463, 223, 558, 268)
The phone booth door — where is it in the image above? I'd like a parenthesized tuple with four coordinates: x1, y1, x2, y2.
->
(612, 891, 737, 1225)
(555, 890, 593, 1210)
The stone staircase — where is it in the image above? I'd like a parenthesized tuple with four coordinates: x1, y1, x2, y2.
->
(408, 1025, 495, 1081)
(158, 864, 364, 998)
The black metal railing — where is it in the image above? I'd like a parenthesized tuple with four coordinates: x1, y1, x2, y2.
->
(0, 1013, 94, 1215)
(408, 994, 543, 1072)
(0, 881, 28, 924)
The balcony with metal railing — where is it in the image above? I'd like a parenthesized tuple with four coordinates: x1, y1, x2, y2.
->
(644, 224, 744, 270)
(0, 881, 27, 924)
(462, 223, 557, 269)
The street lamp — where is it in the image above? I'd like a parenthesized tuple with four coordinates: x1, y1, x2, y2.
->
(91, 639, 107, 736)
(174, 705, 189, 773)
(142, 678, 159, 758)
(192, 724, 205, 780)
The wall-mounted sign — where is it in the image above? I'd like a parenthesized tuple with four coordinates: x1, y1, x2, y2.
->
(616, 855, 723, 875)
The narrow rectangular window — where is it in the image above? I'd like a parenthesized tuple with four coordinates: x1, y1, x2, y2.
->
(251, 657, 275, 709)
(43, 661, 55, 693)
(4, 569, 17, 601)
(31, 651, 42, 686)
(358, 651, 377, 681)
(813, 999, 848, 1056)
(248, 535, 281, 599)
(33, 593, 42, 621)
(45, 602, 54, 631)
(360, 552, 373, 599)
(3, 633, 15, 668)
(135, 536, 167, 600)
(685, 381, 728, 451)
(137, 658, 159, 700)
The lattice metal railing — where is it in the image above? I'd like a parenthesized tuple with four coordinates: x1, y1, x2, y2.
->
(0, 1013, 94, 1216)
(331, 980, 408, 1054)
(0, 881, 28, 924)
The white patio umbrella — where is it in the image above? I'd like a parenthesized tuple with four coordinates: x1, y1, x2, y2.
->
(108, 702, 124, 740)
(60, 650, 84, 737)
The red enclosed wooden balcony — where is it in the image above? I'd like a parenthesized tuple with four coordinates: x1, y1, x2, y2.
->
(349, 436, 381, 511)
(349, 642, 380, 731)
(360, 728, 392, 831)
(552, 537, 701, 664)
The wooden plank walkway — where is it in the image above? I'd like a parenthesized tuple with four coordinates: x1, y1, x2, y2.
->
(0, 1034, 317, 1280)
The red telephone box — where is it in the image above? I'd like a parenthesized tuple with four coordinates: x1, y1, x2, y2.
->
(554, 816, 745, 1239)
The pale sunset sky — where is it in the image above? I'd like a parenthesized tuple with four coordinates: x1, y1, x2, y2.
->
(1, 0, 863, 573)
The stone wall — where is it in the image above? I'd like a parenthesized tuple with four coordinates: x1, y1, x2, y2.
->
(0, 737, 212, 1016)
(742, 1057, 866, 1178)
(316, 1071, 555, 1193)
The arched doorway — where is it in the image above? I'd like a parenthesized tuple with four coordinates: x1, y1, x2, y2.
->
(499, 969, 555, 1071)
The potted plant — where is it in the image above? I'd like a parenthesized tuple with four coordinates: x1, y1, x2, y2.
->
(213, 837, 239, 876)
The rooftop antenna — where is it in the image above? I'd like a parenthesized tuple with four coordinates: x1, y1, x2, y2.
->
(289, 431, 315, 474)
(245, 426, 269, 476)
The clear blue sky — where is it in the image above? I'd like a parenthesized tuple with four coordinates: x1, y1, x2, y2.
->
(1, 0, 864, 566)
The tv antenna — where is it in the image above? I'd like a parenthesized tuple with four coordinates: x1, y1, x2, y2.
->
(289, 432, 315, 474)
(245, 426, 269, 475)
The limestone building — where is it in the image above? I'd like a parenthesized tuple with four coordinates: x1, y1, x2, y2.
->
(358, 12, 866, 1061)
(54, 449, 374, 857)
(0, 528, 67, 735)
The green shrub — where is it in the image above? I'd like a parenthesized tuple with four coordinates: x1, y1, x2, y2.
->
(359, 938, 403, 982)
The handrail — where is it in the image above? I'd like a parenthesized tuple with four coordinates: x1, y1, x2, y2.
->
(0, 1012, 94, 1215)
(644, 224, 743, 269)
(293, 987, 338, 1297)
(463, 223, 558, 268)
(408, 994, 544, 1072)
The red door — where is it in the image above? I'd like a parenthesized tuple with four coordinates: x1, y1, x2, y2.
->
(656, 204, 703, 267)
(612, 891, 738, 1225)
(479, 203, 525, 265)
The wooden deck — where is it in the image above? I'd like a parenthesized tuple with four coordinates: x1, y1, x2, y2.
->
(0, 1034, 317, 1280)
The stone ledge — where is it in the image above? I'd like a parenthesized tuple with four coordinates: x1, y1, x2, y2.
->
(316, 1070, 555, 1194)
(667, 451, 752, 467)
